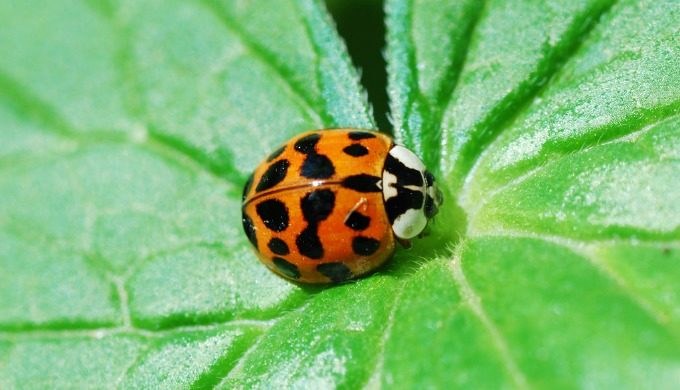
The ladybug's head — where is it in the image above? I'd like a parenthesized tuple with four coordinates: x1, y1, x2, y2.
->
(382, 145, 443, 240)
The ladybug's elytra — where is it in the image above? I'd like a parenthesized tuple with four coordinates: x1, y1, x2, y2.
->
(241, 129, 443, 284)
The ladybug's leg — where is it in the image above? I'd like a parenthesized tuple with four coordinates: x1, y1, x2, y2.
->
(343, 197, 368, 224)
(417, 225, 432, 239)
(396, 237, 412, 249)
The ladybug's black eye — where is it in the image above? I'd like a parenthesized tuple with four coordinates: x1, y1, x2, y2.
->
(424, 195, 437, 219)
(424, 171, 435, 186)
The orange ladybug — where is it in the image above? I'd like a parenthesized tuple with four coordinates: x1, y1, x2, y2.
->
(241, 129, 443, 284)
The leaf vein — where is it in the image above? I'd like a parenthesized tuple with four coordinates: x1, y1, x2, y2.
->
(449, 244, 529, 390)
(197, 0, 326, 125)
(211, 301, 313, 388)
(465, 109, 680, 224)
(456, 0, 620, 186)
(361, 281, 406, 389)
(0, 320, 274, 341)
(432, 0, 487, 169)
(471, 230, 680, 340)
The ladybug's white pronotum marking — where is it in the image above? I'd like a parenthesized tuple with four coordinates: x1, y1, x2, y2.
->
(382, 170, 398, 200)
(382, 145, 431, 240)
(390, 145, 427, 171)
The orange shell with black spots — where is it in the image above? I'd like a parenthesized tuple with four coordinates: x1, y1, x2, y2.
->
(241, 129, 396, 283)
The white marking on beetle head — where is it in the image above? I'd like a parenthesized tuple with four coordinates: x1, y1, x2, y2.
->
(383, 145, 432, 239)
(390, 145, 426, 172)
(404, 184, 425, 193)
(382, 170, 398, 200)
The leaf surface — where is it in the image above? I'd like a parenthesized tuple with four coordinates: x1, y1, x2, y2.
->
(0, 0, 374, 387)
(1, 0, 679, 388)
(384, 0, 680, 387)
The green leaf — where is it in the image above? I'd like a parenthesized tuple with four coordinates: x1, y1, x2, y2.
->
(1, 0, 678, 388)
(384, 0, 680, 388)
(0, 0, 372, 386)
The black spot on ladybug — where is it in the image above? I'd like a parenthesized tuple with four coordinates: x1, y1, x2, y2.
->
(294, 132, 335, 179)
(348, 131, 376, 140)
(343, 144, 369, 157)
(345, 210, 370, 231)
(300, 153, 335, 179)
(296, 227, 324, 259)
(342, 174, 382, 192)
(317, 262, 352, 283)
(300, 189, 335, 221)
(241, 213, 257, 248)
(294, 133, 321, 154)
(385, 187, 424, 223)
(266, 145, 286, 162)
(273, 257, 300, 279)
(352, 236, 381, 256)
(256, 199, 289, 232)
(268, 238, 289, 255)
(296, 189, 335, 259)
(242, 173, 254, 201)
(256, 159, 290, 192)
(385, 154, 423, 186)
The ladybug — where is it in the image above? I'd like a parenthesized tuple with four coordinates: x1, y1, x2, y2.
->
(241, 129, 443, 284)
